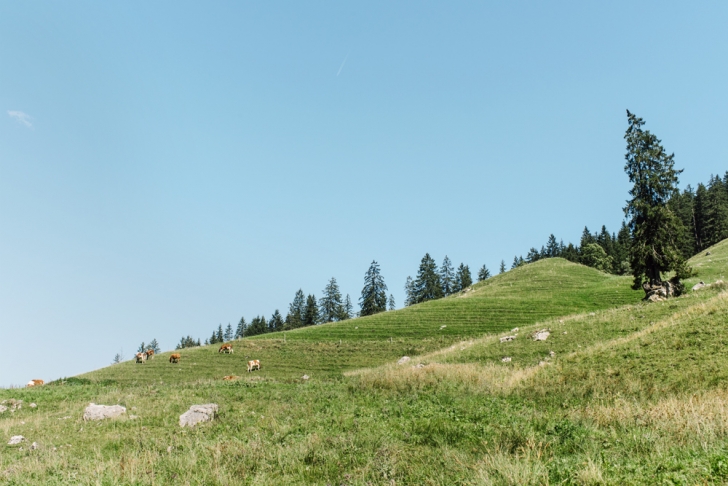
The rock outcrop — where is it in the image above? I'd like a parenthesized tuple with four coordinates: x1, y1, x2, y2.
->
(83, 403, 126, 421)
(179, 404, 218, 428)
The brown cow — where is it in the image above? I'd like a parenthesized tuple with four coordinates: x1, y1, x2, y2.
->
(145, 349, 155, 360)
(169, 353, 181, 363)
(218, 344, 233, 354)
(247, 359, 260, 372)
(135, 352, 146, 364)
(222, 375, 238, 381)
(26, 379, 44, 387)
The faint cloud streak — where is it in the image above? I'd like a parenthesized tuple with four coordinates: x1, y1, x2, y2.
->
(337, 52, 349, 76)
(8, 110, 33, 128)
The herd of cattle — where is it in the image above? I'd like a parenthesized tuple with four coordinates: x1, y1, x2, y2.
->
(26, 344, 260, 387)
(133, 344, 261, 372)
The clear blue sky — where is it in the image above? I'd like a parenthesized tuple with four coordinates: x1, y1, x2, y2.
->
(2, 2, 727, 386)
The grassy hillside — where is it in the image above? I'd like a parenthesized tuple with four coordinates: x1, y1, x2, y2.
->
(81, 258, 641, 385)
(2, 240, 728, 485)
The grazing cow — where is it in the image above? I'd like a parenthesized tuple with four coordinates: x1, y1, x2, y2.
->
(135, 352, 146, 364)
(26, 379, 44, 387)
(169, 353, 181, 363)
(218, 344, 233, 354)
(222, 375, 238, 381)
(145, 349, 155, 360)
(247, 359, 260, 372)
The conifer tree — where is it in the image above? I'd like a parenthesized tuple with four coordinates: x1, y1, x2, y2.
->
(288, 289, 306, 329)
(545, 234, 560, 258)
(526, 248, 540, 263)
(477, 264, 491, 282)
(413, 253, 442, 304)
(224, 324, 233, 341)
(453, 263, 473, 292)
(341, 294, 353, 320)
(235, 317, 247, 338)
(149, 339, 160, 353)
(623, 110, 690, 291)
(216, 324, 224, 343)
(701, 175, 728, 247)
(580, 227, 596, 248)
(511, 256, 520, 270)
(268, 310, 284, 333)
(499, 260, 506, 274)
(137, 342, 146, 353)
(320, 278, 344, 323)
(439, 256, 454, 296)
(303, 294, 319, 326)
(388, 294, 395, 311)
(360, 260, 388, 316)
(404, 276, 415, 306)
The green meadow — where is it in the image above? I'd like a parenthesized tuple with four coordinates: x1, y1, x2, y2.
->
(2, 240, 728, 485)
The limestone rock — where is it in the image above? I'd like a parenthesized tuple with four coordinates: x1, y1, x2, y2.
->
(83, 403, 126, 421)
(179, 403, 218, 428)
(29, 403, 37, 408)
(30, 442, 38, 450)
(501, 357, 512, 363)
(412, 363, 425, 369)
(499, 336, 516, 343)
(0, 405, 7, 414)
(692, 281, 706, 291)
(397, 356, 411, 365)
(302, 374, 310, 380)
(8, 436, 24, 445)
(533, 330, 550, 341)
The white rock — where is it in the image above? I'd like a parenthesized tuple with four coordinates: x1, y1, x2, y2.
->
(588, 312, 596, 316)
(412, 363, 425, 369)
(501, 357, 512, 363)
(499, 336, 516, 343)
(30, 442, 38, 450)
(563, 331, 567, 334)
(179, 403, 218, 428)
(8, 435, 24, 445)
(0, 405, 7, 414)
(83, 403, 126, 421)
(549, 351, 556, 357)
(302, 375, 310, 380)
(511, 327, 519, 332)
(397, 356, 411, 365)
(167, 446, 173, 453)
(29, 403, 37, 408)
(533, 330, 550, 341)
(539, 361, 548, 366)
(692, 281, 706, 291)
(439, 325, 447, 329)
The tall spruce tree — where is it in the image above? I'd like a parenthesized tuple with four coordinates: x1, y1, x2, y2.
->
(148, 339, 160, 353)
(303, 294, 319, 326)
(439, 256, 455, 296)
(545, 234, 560, 258)
(268, 310, 284, 333)
(288, 289, 306, 329)
(499, 260, 506, 274)
(701, 175, 728, 247)
(319, 277, 344, 323)
(623, 110, 690, 291)
(453, 263, 473, 292)
(360, 260, 388, 316)
(216, 324, 224, 343)
(477, 264, 491, 282)
(235, 317, 247, 338)
(342, 294, 354, 320)
(388, 294, 395, 311)
(413, 253, 442, 303)
(247, 316, 267, 336)
(404, 276, 415, 306)
(224, 324, 233, 341)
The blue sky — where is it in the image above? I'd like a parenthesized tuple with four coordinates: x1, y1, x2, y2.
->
(2, 2, 727, 386)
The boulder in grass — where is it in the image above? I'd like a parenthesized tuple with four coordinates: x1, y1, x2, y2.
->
(501, 357, 512, 363)
(83, 403, 126, 421)
(397, 356, 411, 365)
(179, 404, 218, 428)
(533, 330, 550, 341)
(692, 281, 706, 291)
(8, 436, 24, 445)
(499, 336, 516, 343)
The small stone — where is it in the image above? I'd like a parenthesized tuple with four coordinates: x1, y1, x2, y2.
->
(539, 361, 548, 367)
(511, 327, 519, 332)
(167, 446, 173, 453)
(397, 356, 411, 365)
(501, 357, 512, 363)
(302, 375, 310, 380)
(692, 281, 706, 291)
(499, 335, 516, 343)
(83, 403, 126, 421)
(179, 404, 218, 428)
(29, 403, 37, 408)
(440, 325, 446, 329)
(563, 331, 567, 334)
(30, 442, 38, 450)
(8, 436, 24, 445)
(533, 330, 550, 341)
(549, 351, 556, 357)
(412, 363, 425, 369)
(588, 312, 595, 316)
(0, 405, 6, 413)
(129, 415, 139, 419)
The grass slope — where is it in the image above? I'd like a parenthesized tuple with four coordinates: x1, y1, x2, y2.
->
(2, 240, 728, 484)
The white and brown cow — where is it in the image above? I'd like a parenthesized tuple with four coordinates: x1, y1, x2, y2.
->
(247, 359, 260, 372)
(218, 344, 233, 354)
(145, 349, 155, 360)
(169, 353, 181, 364)
(26, 379, 44, 387)
(135, 352, 146, 364)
